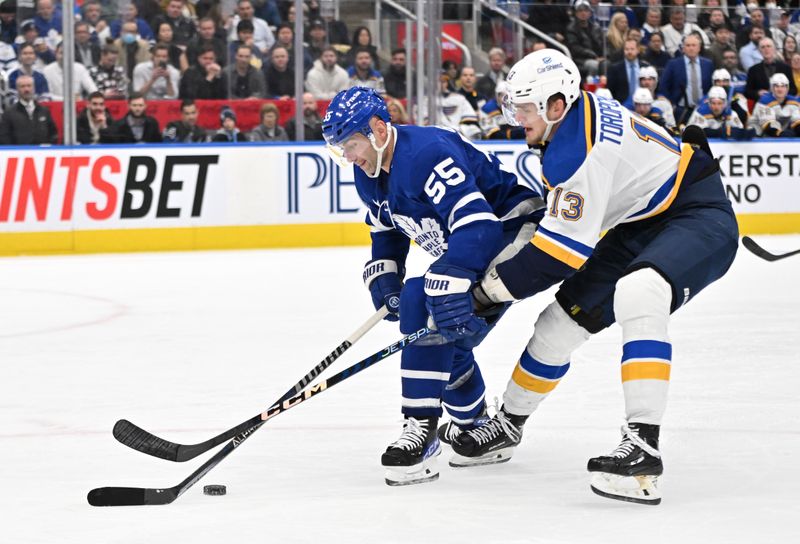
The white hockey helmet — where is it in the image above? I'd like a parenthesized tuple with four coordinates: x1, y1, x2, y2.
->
(594, 87, 613, 100)
(632, 87, 654, 105)
(770, 72, 790, 88)
(708, 86, 728, 103)
(711, 68, 731, 83)
(502, 48, 581, 139)
(638, 66, 659, 82)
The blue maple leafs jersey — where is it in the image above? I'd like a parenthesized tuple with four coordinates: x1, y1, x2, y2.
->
(356, 125, 544, 275)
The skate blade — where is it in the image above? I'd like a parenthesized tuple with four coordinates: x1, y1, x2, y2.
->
(449, 448, 513, 468)
(589, 472, 661, 505)
(384, 446, 441, 486)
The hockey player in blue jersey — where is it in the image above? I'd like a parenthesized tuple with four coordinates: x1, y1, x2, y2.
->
(432, 50, 739, 505)
(322, 87, 544, 486)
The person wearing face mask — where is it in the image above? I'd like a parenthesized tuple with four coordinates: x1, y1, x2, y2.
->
(114, 20, 151, 87)
(109, 2, 154, 41)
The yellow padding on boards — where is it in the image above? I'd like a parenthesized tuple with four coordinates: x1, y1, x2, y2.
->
(0, 223, 372, 256)
(621, 362, 671, 382)
(512, 364, 560, 394)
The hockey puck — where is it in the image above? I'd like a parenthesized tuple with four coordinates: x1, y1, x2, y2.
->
(203, 485, 227, 496)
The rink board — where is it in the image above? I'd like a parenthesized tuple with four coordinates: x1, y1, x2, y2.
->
(0, 140, 797, 255)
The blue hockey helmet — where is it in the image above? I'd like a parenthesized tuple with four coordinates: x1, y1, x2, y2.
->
(322, 87, 393, 178)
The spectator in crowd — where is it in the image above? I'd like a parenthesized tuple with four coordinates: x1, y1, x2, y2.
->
(106, 92, 162, 143)
(739, 24, 766, 72)
(90, 44, 128, 100)
(566, 0, 604, 76)
(702, 8, 728, 44)
(7, 43, 50, 104)
(305, 45, 348, 100)
(709, 68, 749, 126)
(109, 3, 154, 41)
(434, 72, 481, 140)
(227, 0, 274, 56)
(271, 23, 312, 74)
(211, 105, 243, 142)
(284, 2, 308, 39)
(222, 44, 266, 99)
(115, 20, 151, 85)
(163, 98, 208, 143)
(687, 84, 755, 139)
(0, 1, 18, 45)
(285, 91, 324, 140)
(152, 0, 196, 47)
(606, 12, 630, 63)
(320, 9, 348, 47)
(248, 102, 289, 141)
(630, 87, 671, 131)
(631, 65, 677, 131)
(0, 73, 57, 144)
(81, 1, 110, 43)
(735, 7, 770, 50)
(607, 38, 649, 103)
(661, 7, 708, 57)
(772, 11, 794, 56)
(641, 8, 663, 45)
(458, 66, 486, 113)
(347, 46, 385, 94)
(135, 0, 165, 30)
(442, 60, 459, 85)
(611, 0, 638, 29)
(721, 49, 748, 91)
(133, 43, 180, 100)
(745, 37, 797, 101)
(382, 48, 409, 99)
(229, 19, 264, 69)
(783, 36, 798, 63)
(660, 33, 713, 122)
(74, 21, 101, 69)
(34, 0, 62, 40)
(791, 51, 800, 93)
(187, 18, 228, 68)
(264, 45, 294, 98)
(526, 0, 570, 43)
(748, 73, 800, 138)
(476, 47, 508, 98)
(642, 31, 670, 73)
(180, 44, 225, 99)
(307, 19, 327, 61)
(77, 91, 114, 144)
(708, 24, 736, 69)
(43, 41, 98, 100)
(16, 19, 55, 66)
(253, 0, 282, 27)
(345, 26, 379, 70)
(155, 22, 186, 72)
(386, 98, 409, 125)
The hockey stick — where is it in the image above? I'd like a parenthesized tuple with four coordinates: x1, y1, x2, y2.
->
(113, 306, 390, 462)
(741, 236, 800, 262)
(87, 326, 431, 507)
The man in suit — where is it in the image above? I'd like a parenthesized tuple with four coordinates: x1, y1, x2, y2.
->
(0, 74, 58, 145)
(106, 92, 162, 143)
(659, 33, 713, 123)
(745, 37, 797, 101)
(74, 21, 101, 69)
(607, 38, 650, 103)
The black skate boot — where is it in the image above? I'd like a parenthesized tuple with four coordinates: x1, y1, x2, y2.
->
(449, 407, 528, 467)
(588, 422, 663, 505)
(437, 406, 489, 446)
(382, 416, 441, 486)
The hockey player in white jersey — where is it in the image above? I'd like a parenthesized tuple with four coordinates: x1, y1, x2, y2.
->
(430, 50, 739, 505)
(747, 73, 800, 137)
(687, 86, 755, 140)
(624, 66, 677, 133)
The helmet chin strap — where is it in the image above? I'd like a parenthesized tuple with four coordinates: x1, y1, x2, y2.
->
(365, 122, 393, 178)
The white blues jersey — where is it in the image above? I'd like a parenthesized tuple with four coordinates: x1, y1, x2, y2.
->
(687, 102, 744, 130)
(357, 125, 543, 275)
(748, 92, 800, 135)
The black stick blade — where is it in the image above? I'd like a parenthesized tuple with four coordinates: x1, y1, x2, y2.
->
(113, 419, 180, 462)
(88, 487, 146, 506)
(87, 486, 177, 506)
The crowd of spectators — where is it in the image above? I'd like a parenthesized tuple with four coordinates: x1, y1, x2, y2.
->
(0, 0, 799, 145)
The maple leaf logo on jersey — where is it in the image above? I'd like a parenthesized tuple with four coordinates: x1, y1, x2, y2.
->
(392, 214, 447, 257)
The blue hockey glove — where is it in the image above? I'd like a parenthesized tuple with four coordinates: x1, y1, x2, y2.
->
(363, 259, 403, 321)
(424, 264, 487, 342)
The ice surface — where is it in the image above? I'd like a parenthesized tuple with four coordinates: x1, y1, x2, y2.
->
(2, 236, 799, 543)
